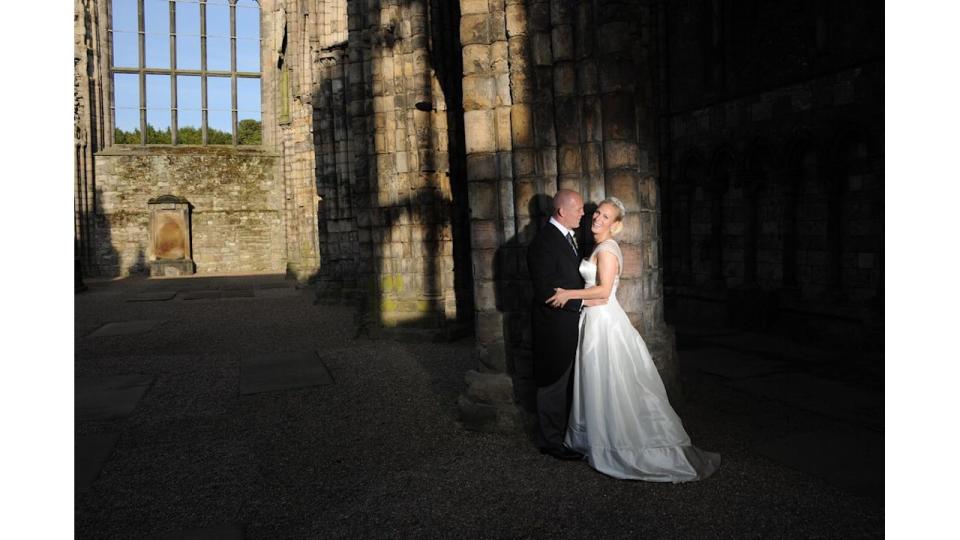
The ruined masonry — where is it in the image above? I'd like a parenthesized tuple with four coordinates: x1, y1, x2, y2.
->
(75, 0, 883, 433)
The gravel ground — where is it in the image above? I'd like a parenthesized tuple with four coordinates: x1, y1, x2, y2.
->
(75, 275, 883, 538)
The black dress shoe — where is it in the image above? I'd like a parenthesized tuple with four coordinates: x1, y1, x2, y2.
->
(541, 446, 584, 461)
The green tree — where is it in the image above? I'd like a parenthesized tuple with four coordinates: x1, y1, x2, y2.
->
(238, 119, 262, 145)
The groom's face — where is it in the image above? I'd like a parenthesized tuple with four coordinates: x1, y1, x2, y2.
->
(560, 195, 585, 229)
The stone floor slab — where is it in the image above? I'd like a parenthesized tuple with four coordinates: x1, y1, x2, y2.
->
(755, 426, 884, 500)
(88, 320, 164, 337)
(256, 282, 292, 289)
(127, 292, 178, 302)
(254, 288, 299, 298)
(75, 433, 120, 493)
(144, 524, 244, 540)
(183, 291, 223, 300)
(221, 289, 255, 298)
(240, 351, 333, 395)
(726, 373, 882, 428)
(682, 348, 790, 379)
(76, 374, 154, 421)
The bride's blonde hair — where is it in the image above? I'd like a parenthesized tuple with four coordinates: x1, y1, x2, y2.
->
(601, 196, 626, 235)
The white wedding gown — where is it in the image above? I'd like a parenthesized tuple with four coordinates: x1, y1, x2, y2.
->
(565, 239, 720, 481)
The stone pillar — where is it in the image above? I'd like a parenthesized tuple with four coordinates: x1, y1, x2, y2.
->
(459, 0, 683, 429)
(458, 0, 521, 432)
(74, 0, 109, 278)
(596, 0, 680, 396)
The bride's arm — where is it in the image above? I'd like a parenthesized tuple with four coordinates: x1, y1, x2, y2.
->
(546, 251, 619, 307)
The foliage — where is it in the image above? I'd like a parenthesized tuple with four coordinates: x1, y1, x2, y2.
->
(113, 120, 261, 146)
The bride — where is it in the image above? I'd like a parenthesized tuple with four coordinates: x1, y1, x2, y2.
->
(546, 197, 720, 482)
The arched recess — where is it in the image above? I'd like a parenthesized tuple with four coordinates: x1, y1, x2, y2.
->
(828, 124, 879, 301)
(671, 149, 706, 286)
(743, 138, 774, 287)
(781, 127, 818, 294)
(708, 148, 736, 289)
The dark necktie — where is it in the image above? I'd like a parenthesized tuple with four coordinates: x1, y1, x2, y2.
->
(566, 232, 578, 255)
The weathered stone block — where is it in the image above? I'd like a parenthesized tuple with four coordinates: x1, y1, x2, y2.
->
(468, 182, 498, 219)
(467, 153, 499, 181)
(513, 148, 537, 176)
(506, 2, 528, 37)
(617, 213, 643, 244)
(603, 140, 639, 170)
(510, 104, 535, 147)
(465, 370, 515, 404)
(464, 110, 497, 154)
(531, 32, 553, 66)
(551, 25, 574, 62)
(461, 14, 492, 46)
(462, 75, 498, 111)
(620, 242, 643, 278)
(473, 249, 496, 280)
(461, 0, 490, 16)
(496, 107, 514, 151)
(606, 170, 640, 209)
(601, 92, 638, 140)
(462, 44, 492, 75)
(474, 279, 497, 311)
(558, 144, 581, 174)
(475, 310, 505, 344)
(471, 220, 500, 249)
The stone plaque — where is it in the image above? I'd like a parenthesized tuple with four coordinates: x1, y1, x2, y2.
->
(147, 195, 195, 276)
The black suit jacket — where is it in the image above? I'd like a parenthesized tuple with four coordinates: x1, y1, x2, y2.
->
(527, 222, 585, 387)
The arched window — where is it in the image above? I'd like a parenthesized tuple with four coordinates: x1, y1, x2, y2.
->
(109, 0, 261, 145)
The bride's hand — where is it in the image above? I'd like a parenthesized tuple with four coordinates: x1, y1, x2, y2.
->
(546, 288, 570, 308)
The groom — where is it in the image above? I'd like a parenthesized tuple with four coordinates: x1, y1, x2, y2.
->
(527, 189, 589, 460)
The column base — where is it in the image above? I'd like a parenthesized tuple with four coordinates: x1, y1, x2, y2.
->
(149, 259, 195, 277)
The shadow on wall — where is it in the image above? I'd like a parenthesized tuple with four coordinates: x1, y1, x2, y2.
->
(320, 0, 472, 339)
(491, 195, 598, 428)
(81, 186, 123, 279)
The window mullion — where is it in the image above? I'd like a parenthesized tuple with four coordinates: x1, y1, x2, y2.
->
(231, 0, 238, 145)
(200, 0, 208, 145)
(138, 0, 146, 145)
(170, 0, 178, 145)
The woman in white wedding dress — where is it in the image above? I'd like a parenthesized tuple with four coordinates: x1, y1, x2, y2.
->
(547, 197, 720, 482)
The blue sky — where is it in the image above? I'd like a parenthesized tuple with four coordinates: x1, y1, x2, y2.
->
(112, 0, 261, 132)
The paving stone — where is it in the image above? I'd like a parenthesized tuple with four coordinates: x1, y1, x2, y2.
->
(221, 289, 255, 298)
(755, 426, 884, 500)
(256, 282, 293, 289)
(254, 288, 298, 298)
(88, 320, 164, 337)
(76, 375, 154, 421)
(143, 524, 244, 540)
(183, 291, 223, 300)
(681, 348, 790, 379)
(127, 292, 178, 302)
(174, 282, 220, 292)
(75, 433, 120, 493)
(240, 351, 334, 395)
(726, 373, 882, 428)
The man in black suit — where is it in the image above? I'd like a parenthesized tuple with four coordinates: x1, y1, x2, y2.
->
(527, 189, 590, 460)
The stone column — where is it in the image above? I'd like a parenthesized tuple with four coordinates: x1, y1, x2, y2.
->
(458, 0, 520, 432)
(596, 0, 679, 396)
(74, 0, 109, 278)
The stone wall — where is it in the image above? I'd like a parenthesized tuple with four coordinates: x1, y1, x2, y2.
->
(287, 0, 473, 335)
(91, 147, 284, 276)
(660, 0, 884, 347)
(458, 0, 677, 432)
(74, 0, 317, 280)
